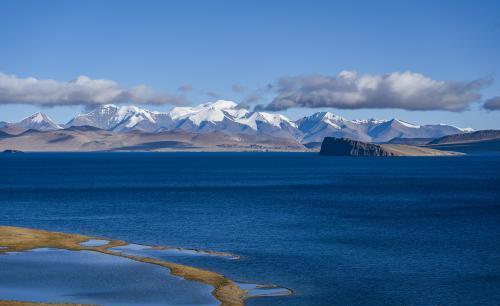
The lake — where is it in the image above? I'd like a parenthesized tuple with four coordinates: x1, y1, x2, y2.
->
(1, 152, 499, 306)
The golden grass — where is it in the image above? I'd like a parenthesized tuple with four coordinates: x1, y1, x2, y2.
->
(0, 226, 246, 306)
(381, 144, 463, 156)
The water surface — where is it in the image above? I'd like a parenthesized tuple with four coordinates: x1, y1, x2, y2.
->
(0, 248, 217, 306)
(1, 152, 499, 306)
(80, 239, 109, 247)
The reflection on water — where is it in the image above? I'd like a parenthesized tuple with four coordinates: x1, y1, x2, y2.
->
(0, 248, 217, 306)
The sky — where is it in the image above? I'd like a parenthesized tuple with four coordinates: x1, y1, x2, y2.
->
(0, 0, 499, 129)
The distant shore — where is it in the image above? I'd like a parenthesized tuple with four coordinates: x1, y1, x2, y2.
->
(1, 148, 315, 153)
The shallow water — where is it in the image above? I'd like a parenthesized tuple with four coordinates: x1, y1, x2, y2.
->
(110, 243, 237, 259)
(1, 152, 499, 306)
(80, 238, 109, 247)
(238, 283, 292, 298)
(0, 248, 217, 306)
(110, 243, 290, 297)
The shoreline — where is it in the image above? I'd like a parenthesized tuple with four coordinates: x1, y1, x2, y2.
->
(1, 149, 471, 156)
(0, 226, 265, 306)
(1, 148, 315, 153)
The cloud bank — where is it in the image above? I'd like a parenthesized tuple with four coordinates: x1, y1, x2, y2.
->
(0, 73, 188, 107)
(264, 71, 492, 111)
(483, 96, 500, 110)
(1, 71, 493, 113)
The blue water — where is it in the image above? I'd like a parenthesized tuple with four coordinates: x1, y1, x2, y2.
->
(0, 248, 217, 306)
(1, 153, 499, 306)
(108, 244, 292, 298)
(80, 239, 110, 247)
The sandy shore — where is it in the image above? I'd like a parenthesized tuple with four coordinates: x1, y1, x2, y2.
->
(0, 226, 246, 306)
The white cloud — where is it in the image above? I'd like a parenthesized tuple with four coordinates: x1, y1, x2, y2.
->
(265, 71, 492, 111)
(0, 73, 188, 106)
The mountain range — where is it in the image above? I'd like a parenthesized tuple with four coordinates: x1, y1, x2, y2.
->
(0, 100, 473, 146)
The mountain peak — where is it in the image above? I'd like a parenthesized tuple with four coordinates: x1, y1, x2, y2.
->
(168, 100, 240, 124)
(305, 111, 346, 121)
(0, 102, 474, 143)
(23, 112, 54, 123)
(99, 104, 119, 109)
(392, 119, 420, 128)
(322, 112, 347, 122)
(201, 100, 238, 110)
(296, 112, 347, 131)
(352, 118, 388, 124)
(17, 112, 61, 131)
(67, 104, 162, 132)
(27, 112, 47, 122)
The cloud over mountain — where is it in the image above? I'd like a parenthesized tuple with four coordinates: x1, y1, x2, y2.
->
(483, 96, 500, 110)
(265, 71, 492, 111)
(0, 73, 188, 107)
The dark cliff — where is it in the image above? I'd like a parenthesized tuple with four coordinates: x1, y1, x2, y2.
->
(319, 137, 396, 156)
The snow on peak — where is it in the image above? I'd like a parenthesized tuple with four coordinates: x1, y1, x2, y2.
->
(18, 112, 61, 130)
(305, 111, 344, 121)
(238, 111, 295, 129)
(352, 118, 388, 124)
(66, 104, 164, 131)
(318, 112, 347, 127)
(14, 101, 475, 141)
(322, 112, 346, 121)
(116, 105, 144, 118)
(166, 99, 297, 131)
(393, 119, 420, 128)
(29, 112, 46, 123)
(23, 112, 55, 124)
(100, 104, 119, 109)
(168, 100, 240, 124)
(201, 100, 238, 110)
(296, 112, 346, 130)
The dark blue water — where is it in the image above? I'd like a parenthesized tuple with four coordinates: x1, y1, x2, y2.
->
(1, 153, 499, 306)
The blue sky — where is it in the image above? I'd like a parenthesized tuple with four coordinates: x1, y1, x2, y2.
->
(0, 0, 499, 129)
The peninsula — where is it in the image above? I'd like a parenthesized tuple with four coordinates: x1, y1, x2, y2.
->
(0, 226, 271, 306)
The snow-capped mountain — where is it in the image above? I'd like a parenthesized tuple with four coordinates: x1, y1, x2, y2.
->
(295, 112, 472, 143)
(64, 100, 301, 139)
(296, 112, 373, 143)
(0, 101, 474, 143)
(14, 112, 62, 132)
(66, 104, 176, 133)
(167, 100, 300, 139)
